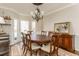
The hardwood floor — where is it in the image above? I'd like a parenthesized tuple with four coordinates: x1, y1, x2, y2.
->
(10, 42, 78, 56)
(10, 43, 22, 56)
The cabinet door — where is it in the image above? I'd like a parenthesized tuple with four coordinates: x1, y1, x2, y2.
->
(59, 37, 63, 48)
(62, 35, 72, 51)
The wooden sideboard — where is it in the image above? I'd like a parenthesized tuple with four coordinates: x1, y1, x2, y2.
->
(51, 32, 74, 52)
(58, 33, 74, 52)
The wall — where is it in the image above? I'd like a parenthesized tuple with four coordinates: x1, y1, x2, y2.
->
(43, 4, 79, 51)
(0, 8, 29, 45)
(35, 19, 44, 34)
(0, 7, 44, 45)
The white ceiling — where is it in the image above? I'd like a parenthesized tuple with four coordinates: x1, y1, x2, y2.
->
(0, 3, 71, 16)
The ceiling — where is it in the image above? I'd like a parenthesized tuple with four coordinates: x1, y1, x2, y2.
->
(0, 3, 71, 16)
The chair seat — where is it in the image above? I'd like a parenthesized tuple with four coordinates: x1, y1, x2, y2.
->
(41, 44, 54, 52)
(32, 43, 41, 50)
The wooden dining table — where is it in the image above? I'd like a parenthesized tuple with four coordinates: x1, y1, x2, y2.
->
(31, 34, 50, 45)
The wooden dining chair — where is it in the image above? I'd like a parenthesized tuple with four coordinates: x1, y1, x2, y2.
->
(25, 34, 41, 56)
(41, 31, 47, 36)
(27, 31, 33, 34)
(21, 32, 28, 55)
(40, 34, 60, 56)
(48, 31, 55, 38)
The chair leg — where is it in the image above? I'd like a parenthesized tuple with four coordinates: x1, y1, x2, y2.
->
(56, 51, 58, 56)
(36, 50, 38, 56)
(23, 47, 25, 54)
(39, 49, 41, 56)
(29, 50, 38, 56)
(24, 49, 28, 56)
(34, 50, 38, 56)
(54, 51, 58, 56)
(29, 50, 32, 56)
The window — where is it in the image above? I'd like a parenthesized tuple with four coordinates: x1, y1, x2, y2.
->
(32, 21, 36, 32)
(0, 17, 5, 23)
(21, 20, 29, 33)
(14, 19, 17, 38)
(14, 20, 35, 38)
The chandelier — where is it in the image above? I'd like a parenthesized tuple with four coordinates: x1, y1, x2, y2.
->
(31, 3, 43, 22)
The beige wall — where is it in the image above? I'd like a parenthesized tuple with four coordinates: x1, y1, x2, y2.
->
(43, 4, 79, 51)
(0, 8, 29, 45)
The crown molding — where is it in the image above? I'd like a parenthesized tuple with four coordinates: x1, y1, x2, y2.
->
(45, 3, 78, 16)
(0, 6, 29, 17)
(0, 4, 78, 17)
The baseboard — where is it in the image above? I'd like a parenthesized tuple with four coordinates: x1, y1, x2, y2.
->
(74, 50, 79, 55)
(10, 41, 22, 47)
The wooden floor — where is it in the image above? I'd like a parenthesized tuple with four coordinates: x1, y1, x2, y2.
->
(10, 43, 22, 56)
(10, 42, 78, 56)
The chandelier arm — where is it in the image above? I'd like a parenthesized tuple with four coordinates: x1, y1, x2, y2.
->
(32, 3, 43, 22)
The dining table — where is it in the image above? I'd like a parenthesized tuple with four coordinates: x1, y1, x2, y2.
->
(30, 33, 51, 55)
(30, 33, 50, 45)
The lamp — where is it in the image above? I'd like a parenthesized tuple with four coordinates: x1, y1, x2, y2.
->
(31, 3, 43, 22)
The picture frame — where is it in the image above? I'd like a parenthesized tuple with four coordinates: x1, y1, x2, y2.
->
(54, 22, 70, 33)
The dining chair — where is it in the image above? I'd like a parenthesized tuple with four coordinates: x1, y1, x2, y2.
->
(25, 34, 41, 56)
(40, 34, 60, 56)
(21, 32, 28, 55)
(41, 31, 47, 36)
(27, 31, 33, 34)
(48, 31, 54, 38)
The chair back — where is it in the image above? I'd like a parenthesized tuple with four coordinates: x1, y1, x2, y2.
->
(48, 31, 54, 37)
(50, 34, 60, 55)
(41, 31, 47, 35)
(25, 34, 32, 50)
(27, 31, 33, 34)
(21, 32, 26, 46)
(21, 33, 31, 49)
